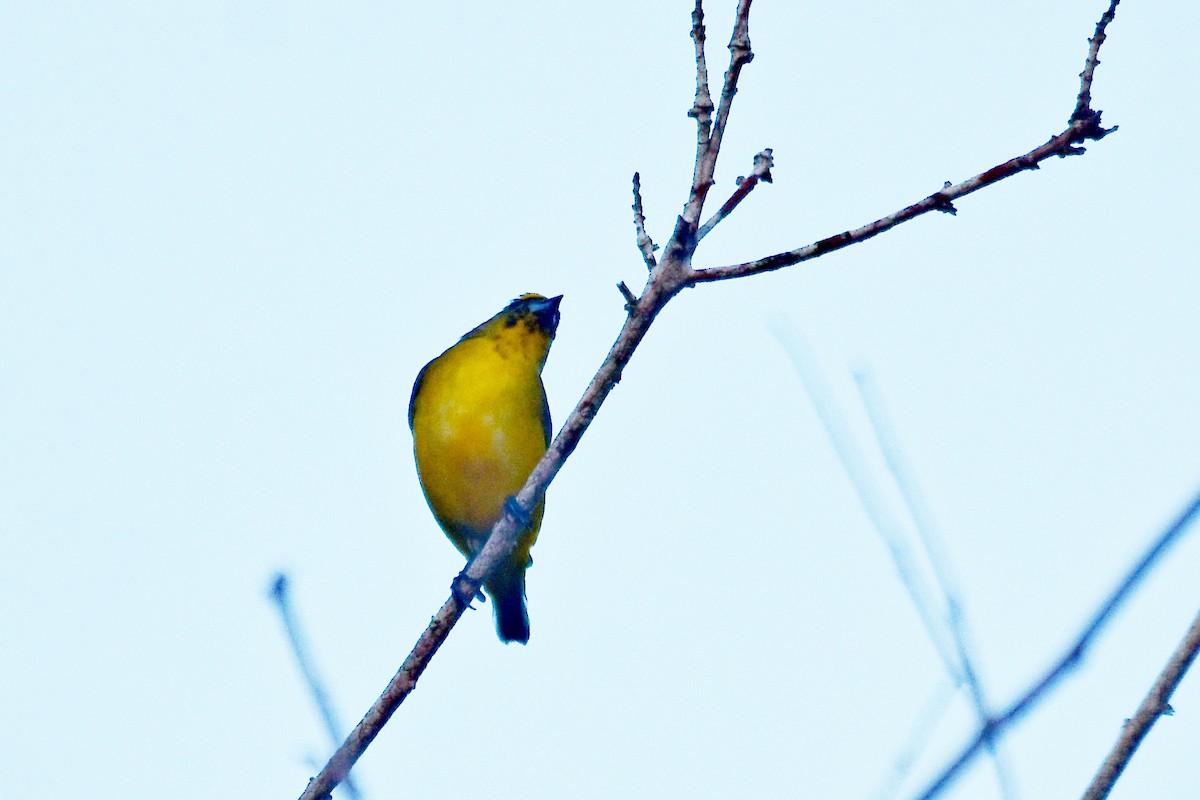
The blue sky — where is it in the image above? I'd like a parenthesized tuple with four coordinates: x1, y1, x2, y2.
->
(3, 2, 1198, 798)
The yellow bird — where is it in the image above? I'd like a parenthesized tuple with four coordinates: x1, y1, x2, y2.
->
(409, 293, 562, 644)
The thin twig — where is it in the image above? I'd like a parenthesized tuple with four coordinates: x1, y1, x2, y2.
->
(1073, 0, 1120, 123)
(687, 1, 714, 152)
(683, 0, 754, 230)
(780, 326, 1017, 798)
(873, 683, 956, 800)
(616, 280, 637, 310)
(706, 2, 754, 182)
(770, 324, 964, 687)
(299, 594, 466, 800)
(913, 488, 1200, 800)
(269, 574, 363, 800)
(690, 110, 1114, 284)
(1081, 607, 1200, 800)
(631, 172, 657, 269)
(692, 0, 1120, 285)
(697, 148, 773, 241)
(854, 371, 1014, 800)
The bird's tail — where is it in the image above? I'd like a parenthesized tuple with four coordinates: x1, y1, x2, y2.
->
(487, 571, 530, 645)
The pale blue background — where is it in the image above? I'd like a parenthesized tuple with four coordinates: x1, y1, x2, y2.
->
(3, 2, 1198, 798)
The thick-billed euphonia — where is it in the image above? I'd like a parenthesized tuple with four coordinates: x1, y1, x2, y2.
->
(408, 293, 562, 644)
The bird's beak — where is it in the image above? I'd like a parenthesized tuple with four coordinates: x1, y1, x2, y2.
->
(533, 294, 562, 333)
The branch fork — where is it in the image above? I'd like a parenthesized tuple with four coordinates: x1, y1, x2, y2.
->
(298, 2, 1130, 797)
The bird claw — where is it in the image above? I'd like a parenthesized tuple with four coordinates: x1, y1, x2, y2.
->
(504, 496, 531, 530)
(451, 570, 485, 610)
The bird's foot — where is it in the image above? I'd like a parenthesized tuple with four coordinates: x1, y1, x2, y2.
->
(451, 569, 485, 610)
(504, 496, 531, 530)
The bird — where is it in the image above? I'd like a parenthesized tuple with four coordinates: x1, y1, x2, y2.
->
(408, 293, 562, 644)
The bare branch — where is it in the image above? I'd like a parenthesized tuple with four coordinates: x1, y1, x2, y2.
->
(913, 488, 1200, 800)
(299, 3, 1133, 796)
(873, 684, 956, 800)
(269, 574, 364, 800)
(854, 372, 1014, 799)
(631, 172, 657, 269)
(693, 0, 1119, 285)
(684, 0, 754, 229)
(1081, 608, 1200, 800)
(690, 112, 1114, 284)
(299, 594, 467, 800)
(708, 2, 754, 175)
(1073, 0, 1120, 123)
(616, 280, 638, 310)
(771, 324, 965, 686)
(687, 1, 714, 151)
(697, 148, 773, 241)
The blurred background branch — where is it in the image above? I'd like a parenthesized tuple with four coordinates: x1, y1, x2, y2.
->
(269, 573, 363, 800)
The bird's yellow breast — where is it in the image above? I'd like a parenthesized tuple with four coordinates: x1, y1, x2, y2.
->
(411, 331, 549, 554)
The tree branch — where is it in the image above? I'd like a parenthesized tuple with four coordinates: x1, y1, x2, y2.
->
(687, 1, 714, 159)
(690, 112, 1114, 284)
(631, 172, 658, 269)
(854, 371, 1014, 798)
(299, 595, 465, 800)
(298, 3, 1129, 796)
(697, 148, 773, 241)
(1081, 607, 1200, 800)
(1073, 0, 1120, 123)
(270, 574, 363, 800)
(913, 488, 1200, 800)
(691, 0, 1120, 285)
(684, 0, 754, 231)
